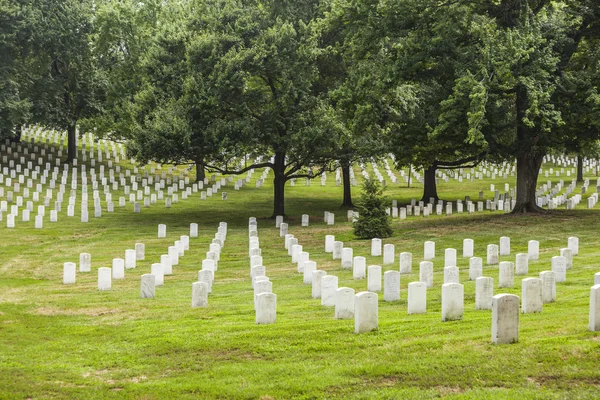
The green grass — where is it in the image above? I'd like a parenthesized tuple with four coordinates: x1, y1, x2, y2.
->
(1, 143, 600, 398)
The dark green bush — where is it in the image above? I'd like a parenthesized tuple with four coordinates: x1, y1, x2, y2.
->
(353, 178, 393, 239)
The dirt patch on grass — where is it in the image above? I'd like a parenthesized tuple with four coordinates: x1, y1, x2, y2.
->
(35, 307, 121, 317)
(436, 385, 466, 396)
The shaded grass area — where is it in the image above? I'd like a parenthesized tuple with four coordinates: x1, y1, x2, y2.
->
(1, 164, 600, 399)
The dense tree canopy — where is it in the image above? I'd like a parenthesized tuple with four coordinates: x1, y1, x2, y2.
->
(1, 0, 599, 215)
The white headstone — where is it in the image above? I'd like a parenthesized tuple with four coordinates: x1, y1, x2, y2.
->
(353, 256, 366, 280)
(135, 243, 145, 261)
(540, 271, 556, 303)
(444, 248, 457, 268)
(444, 266, 459, 284)
(341, 248, 353, 270)
(521, 278, 542, 313)
(312, 270, 327, 298)
(399, 252, 412, 274)
(325, 235, 334, 253)
(528, 240, 539, 261)
(498, 261, 515, 288)
(384, 271, 400, 301)
(491, 294, 520, 344)
(354, 292, 378, 334)
(383, 244, 395, 265)
(515, 253, 528, 275)
(303, 261, 317, 284)
(367, 265, 382, 292)
(98, 267, 111, 291)
(551, 256, 567, 282)
(141, 274, 155, 298)
(79, 253, 91, 273)
(559, 248, 573, 270)
(463, 239, 474, 258)
(407, 282, 427, 314)
(63, 262, 76, 284)
(125, 249, 136, 269)
(371, 238, 382, 256)
(190, 223, 199, 238)
(192, 281, 209, 308)
(161, 254, 173, 275)
(151, 263, 164, 286)
(332, 241, 343, 260)
(321, 275, 339, 306)
(256, 293, 277, 324)
(112, 258, 125, 279)
(158, 224, 166, 238)
(420, 261, 433, 288)
(499, 236, 510, 256)
(590, 285, 600, 331)
(335, 287, 355, 319)
(441, 283, 464, 321)
(476, 277, 494, 310)
(424, 241, 435, 260)
(568, 236, 579, 256)
(301, 214, 309, 227)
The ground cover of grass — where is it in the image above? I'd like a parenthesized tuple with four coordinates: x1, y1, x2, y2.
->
(1, 152, 600, 399)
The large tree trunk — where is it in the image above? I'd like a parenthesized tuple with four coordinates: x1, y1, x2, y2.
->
(67, 122, 77, 163)
(421, 164, 438, 202)
(341, 162, 354, 208)
(195, 159, 206, 182)
(512, 151, 545, 213)
(577, 153, 584, 183)
(271, 151, 286, 218)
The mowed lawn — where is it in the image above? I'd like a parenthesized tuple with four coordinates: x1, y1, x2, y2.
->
(1, 163, 600, 399)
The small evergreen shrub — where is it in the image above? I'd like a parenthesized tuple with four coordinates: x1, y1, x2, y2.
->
(353, 178, 393, 239)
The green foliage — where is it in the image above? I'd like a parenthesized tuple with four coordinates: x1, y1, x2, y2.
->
(353, 178, 392, 239)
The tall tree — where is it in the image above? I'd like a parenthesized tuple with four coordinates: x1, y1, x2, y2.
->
(0, 0, 33, 142)
(26, 0, 105, 163)
(180, 0, 343, 217)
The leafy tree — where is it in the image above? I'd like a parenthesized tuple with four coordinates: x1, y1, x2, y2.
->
(180, 0, 343, 217)
(0, 0, 33, 142)
(26, 0, 106, 163)
(353, 178, 392, 239)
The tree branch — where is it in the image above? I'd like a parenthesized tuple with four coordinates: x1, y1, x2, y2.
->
(204, 161, 274, 175)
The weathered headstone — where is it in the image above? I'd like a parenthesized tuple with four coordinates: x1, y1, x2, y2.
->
(487, 244, 499, 265)
(158, 223, 166, 238)
(399, 252, 412, 274)
(476, 277, 494, 310)
(141, 274, 155, 298)
(354, 292, 378, 334)
(441, 283, 464, 321)
(98, 267, 111, 291)
(469, 257, 483, 280)
(540, 271, 556, 303)
(353, 256, 366, 280)
(191, 281, 209, 308)
(335, 287, 355, 319)
(559, 248, 573, 270)
(568, 236, 579, 256)
(256, 293, 277, 324)
(341, 248, 353, 270)
(312, 270, 327, 299)
(135, 243, 145, 261)
(491, 294, 520, 344)
(190, 223, 198, 238)
(521, 278, 542, 313)
(384, 271, 400, 301)
(79, 253, 91, 273)
(420, 261, 434, 288)
(303, 261, 317, 284)
(551, 256, 567, 283)
(499, 261, 515, 288)
(499, 236, 510, 256)
(151, 263, 164, 286)
(301, 214, 309, 227)
(321, 275, 339, 306)
(332, 241, 343, 260)
(112, 258, 125, 279)
(515, 253, 528, 275)
(590, 285, 600, 331)
(125, 249, 136, 269)
(383, 244, 395, 265)
(325, 235, 334, 253)
(444, 266, 460, 284)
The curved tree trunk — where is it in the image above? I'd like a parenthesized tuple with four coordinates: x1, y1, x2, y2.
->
(512, 151, 545, 213)
(67, 122, 77, 163)
(195, 159, 206, 183)
(271, 151, 286, 218)
(577, 153, 584, 183)
(341, 162, 354, 208)
(421, 164, 439, 202)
